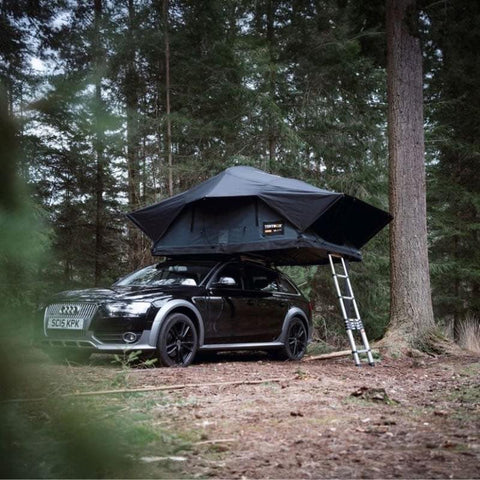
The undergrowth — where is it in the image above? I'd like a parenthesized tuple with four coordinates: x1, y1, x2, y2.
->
(0, 348, 188, 479)
(456, 315, 480, 353)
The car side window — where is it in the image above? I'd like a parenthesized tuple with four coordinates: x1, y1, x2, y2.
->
(212, 263, 244, 289)
(245, 264, 279, 292)
(278, 275, 298, 294)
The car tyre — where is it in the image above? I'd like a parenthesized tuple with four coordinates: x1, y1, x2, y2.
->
(157, 313, 198, 367)
(276, 318, 308, 361)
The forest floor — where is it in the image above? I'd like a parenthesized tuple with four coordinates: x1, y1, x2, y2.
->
(13, 349, 480, 479)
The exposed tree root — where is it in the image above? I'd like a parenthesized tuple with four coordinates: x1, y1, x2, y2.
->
(376, 326, 463, 359)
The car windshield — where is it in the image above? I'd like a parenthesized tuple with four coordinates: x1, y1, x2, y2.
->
(115, 261, 217, 287)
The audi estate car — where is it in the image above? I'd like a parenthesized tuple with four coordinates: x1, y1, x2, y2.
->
(39, 257, 312, 367)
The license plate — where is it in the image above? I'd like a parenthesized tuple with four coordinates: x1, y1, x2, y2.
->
(47, 317, 84, 330)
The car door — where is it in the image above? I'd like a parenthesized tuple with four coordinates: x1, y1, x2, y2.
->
(205, 262, 252, 344)
(243, 263, 288, 341)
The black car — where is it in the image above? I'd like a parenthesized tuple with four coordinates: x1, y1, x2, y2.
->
(39, 257, 312, 366)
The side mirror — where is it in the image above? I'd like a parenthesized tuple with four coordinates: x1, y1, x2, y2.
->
(212, 276, 237, 288)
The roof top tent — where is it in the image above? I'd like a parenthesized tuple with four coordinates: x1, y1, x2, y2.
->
(127, 166, 391, 265)
(127, 166, 392, 366)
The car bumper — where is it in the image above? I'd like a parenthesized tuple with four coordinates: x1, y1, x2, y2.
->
(39, 329, 156, 353)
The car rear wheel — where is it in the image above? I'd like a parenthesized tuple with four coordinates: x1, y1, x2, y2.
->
(157, 313, 198, 367)
(276, 318, 308, 361)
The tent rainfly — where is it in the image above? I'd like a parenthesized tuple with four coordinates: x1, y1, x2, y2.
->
(127, 166, 392, 266)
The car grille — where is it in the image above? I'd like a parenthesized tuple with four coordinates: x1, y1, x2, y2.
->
(46, 303, 98, 319)
(45, 303, 98, 336)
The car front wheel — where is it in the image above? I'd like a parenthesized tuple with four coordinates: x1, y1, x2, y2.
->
(157, 313, 198, 367)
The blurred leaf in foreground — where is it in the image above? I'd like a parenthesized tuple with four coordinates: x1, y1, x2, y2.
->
(0, 86, 177, 479)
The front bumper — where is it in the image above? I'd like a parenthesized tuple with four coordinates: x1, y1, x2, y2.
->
(41, 302, 157, 353)
(39, 329, 156, 353)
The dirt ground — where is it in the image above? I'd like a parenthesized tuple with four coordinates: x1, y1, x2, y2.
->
(18, 351, 480, 479)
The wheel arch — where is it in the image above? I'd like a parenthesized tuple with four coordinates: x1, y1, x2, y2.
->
(149, 300, 205, 347)
(278, 307, 310, 345)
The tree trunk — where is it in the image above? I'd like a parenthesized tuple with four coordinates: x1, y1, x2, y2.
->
(383, 0, 436, 351)
(164, 0, 173, 196)
(93, 0, 104, 287)
(126, 0, 142, 269)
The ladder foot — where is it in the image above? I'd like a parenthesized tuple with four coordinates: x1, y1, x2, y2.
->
(368, 362, 375, 367)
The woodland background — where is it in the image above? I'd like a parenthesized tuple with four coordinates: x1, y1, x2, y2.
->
(1, 0, 479, 346)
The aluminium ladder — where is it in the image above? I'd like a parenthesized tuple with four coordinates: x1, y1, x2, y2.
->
(328, 253, 374, 366)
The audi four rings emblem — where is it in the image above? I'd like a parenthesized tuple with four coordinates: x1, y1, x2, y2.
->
(60, 305, 80, 315)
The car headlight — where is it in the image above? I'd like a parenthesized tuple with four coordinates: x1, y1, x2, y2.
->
(104, 301, 151, 316)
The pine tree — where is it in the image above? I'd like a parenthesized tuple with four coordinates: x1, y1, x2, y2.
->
(266, 0, 390, 341)
(382, 0, 437, 352)
(20, 0, 393, 346)
(425, 0, 480, 335)
(32, 0, 125, 287)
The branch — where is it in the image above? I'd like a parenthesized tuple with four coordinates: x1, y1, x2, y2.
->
(3, 377, 290, 404)
(304, 350, 352, 361)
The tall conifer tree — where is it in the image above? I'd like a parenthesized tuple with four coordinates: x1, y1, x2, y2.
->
(383, 0, 436, 351)
(426, 0, 480, 334)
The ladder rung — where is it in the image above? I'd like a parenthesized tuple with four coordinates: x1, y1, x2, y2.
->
(357, 349, 370, 354)
(347, 318, 361, 321)
(340, 295, 354, 300)
(335, 274, 348, 279)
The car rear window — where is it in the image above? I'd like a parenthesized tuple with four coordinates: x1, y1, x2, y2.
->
(278, 276, 298, 294)
(244, 264, 279, 292)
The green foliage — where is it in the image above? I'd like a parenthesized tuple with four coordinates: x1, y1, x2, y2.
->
(0, 84, 178, 479)
(2, 1, 479, 471)
(109, 351, 158, 388)
(2, 0, 391, 347)
(306, 340, 335, 356)
(112, 350, 158, 371)
(5, 0, 477, 349)
(2, 400, 135, 478)
(424, 0, 480, 328)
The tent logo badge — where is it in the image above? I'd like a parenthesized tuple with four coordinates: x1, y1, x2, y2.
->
(263, 221, 284, 236)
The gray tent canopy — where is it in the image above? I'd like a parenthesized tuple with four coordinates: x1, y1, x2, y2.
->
(127, 166, 392, 265)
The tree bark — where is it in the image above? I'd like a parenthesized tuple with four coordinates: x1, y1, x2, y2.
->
(383, 0, 436, 351)
(163, 0, 173, 196)
(93, 0, 104, 287)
